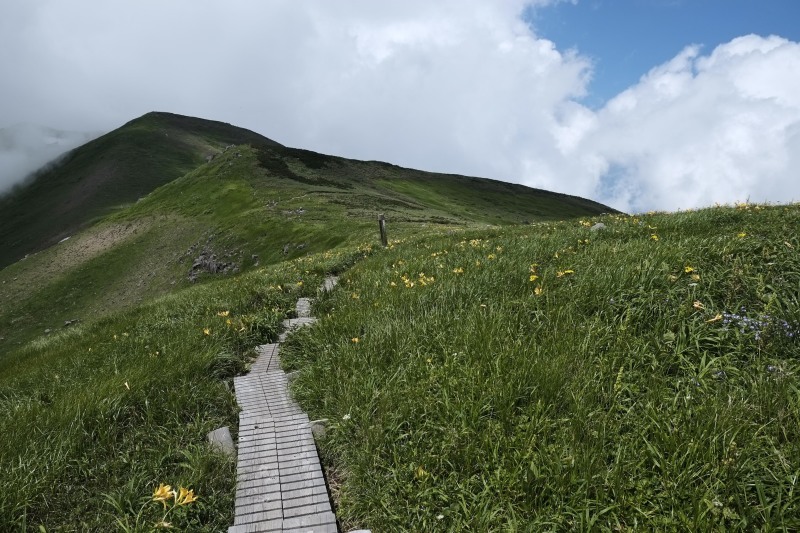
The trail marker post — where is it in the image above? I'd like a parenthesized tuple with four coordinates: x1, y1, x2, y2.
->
(378, 214, 388, 247)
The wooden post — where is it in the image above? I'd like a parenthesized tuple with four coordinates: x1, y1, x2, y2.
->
(378, 214, 388, 247)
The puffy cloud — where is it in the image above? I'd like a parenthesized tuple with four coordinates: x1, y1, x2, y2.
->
(575, 35, 800, 212)
(0, 2, 798, 212)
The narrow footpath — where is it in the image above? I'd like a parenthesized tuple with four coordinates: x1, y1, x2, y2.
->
(228, 277, 339, 533)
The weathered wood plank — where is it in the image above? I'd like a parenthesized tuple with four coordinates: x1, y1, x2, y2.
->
(230, 282, 337, 532)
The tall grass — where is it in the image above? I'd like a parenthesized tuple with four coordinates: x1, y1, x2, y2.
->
(282, 203, 800, 531)
(0, 259, 325, 530)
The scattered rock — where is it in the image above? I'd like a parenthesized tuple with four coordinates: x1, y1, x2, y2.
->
(590, 222, 607, 232)
(188, 247, 239, 282)
(207, 426, 236, 457)
(309, 419, 328, 439)
(63, 318, 80, 327)
(44, 329, 51, 334)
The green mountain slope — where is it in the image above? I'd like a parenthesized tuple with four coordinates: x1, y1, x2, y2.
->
(0, 112, 615, 350)
(0, 111, 623, 529)
(0, 112, 281, 268)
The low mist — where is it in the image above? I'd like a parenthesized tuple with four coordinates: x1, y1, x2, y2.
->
(0, 124, 97, 196)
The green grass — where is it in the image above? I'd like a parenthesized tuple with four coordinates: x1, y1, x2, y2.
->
(281, 203, 800, 531)
(0, 112, 281, 269)
(0, 256, 333, 530)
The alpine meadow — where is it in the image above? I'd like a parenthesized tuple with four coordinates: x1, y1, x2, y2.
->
(1, 112, 798, 531)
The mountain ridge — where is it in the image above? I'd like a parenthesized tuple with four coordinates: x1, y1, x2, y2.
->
(0, 111, 615, 269)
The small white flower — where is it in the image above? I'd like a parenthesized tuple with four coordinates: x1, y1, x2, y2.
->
(437, 514, 444, 520)
(342, 414, 351, 421)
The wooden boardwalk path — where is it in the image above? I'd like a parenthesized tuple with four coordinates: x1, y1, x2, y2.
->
(228, 279, 339, 533)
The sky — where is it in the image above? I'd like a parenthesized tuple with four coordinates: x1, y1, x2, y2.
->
(1, 0, 799, 213)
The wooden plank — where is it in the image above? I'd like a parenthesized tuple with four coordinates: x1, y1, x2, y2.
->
(230, 282, 337, 532)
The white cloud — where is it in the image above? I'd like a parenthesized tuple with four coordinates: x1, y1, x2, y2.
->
(576, 35, 800, 211)
(0, 2, 798, 212)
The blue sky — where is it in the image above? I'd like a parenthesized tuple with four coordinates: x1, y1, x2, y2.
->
(529, 0, 800, 107)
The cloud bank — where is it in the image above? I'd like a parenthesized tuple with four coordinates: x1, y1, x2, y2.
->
(1, 1, 798, 211)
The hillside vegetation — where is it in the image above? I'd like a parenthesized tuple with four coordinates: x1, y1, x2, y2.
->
(0, 112, 281, 269)
(0, 113, 612, 351)
(283, 203, 800, 531)
(0, 112, 622, 530)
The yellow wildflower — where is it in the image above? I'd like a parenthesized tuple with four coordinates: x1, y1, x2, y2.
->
(691, 274, 701, 282)
(415, 465, 430, 480)
(487, 254, 496, 260)
(534, 286, 543, 296)
(684, 265, 695, 273)
(556, 269, 575, 278)
(217, 310, 230, 317)
(176, 487, 198, 506)
(706, 314, 723, 323)
(650, 234, 659, 241)
(351, 337, 359, 343)
(351, 293, 360, 299)
(693, 301, 705, 310)
(529, 274, 539, 282)
(153, 484, 173, 505)
(737, 232, 747, 238)
(203, 328, 211, 335)
(452, 267, 464, 274)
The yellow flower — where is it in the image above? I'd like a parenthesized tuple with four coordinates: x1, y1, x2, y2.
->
(390, 281, 397, 286)
(351, 293, 360, 299)
(203, 328, 211, 335)
(153, 484, 173, 504)
(534, 286, 543, 296)
(706, 314, 723, 323)
(556, 269, 575, 278)
(693, 300, 705, 310)
(351, 337, 360, 343)
(452, 267, 464, 274)
(650, 234, 659, 241)
(737, 232, 747, 238)
(176, 487, 198, 505)
(415, 465, 430, 480)
(217, 310, 229, 317)
(684, 265, 695, 273)
(691, 273, 701, 282)
(529, 274, 539, 282)
(297, 280, 303, 286)
(487, 254, 496, 260)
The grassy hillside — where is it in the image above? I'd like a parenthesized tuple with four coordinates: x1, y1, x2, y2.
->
(0, 112, 281, 269)
(283, 203, 800, 530)
(0, 121, 613, 351)
(0, 112, 626, 530)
